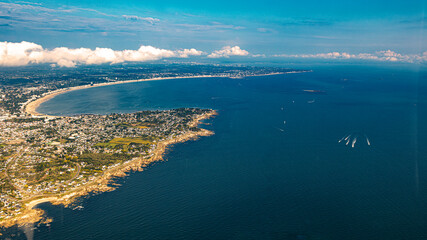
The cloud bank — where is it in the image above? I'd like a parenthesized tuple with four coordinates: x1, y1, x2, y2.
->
(1, 41, 424, 67)
(274, 50, 427, 63)
(208, 46, 249, 58)
(0, 41, 203, 67)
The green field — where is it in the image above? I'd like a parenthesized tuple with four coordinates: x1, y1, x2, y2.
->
(95, 137, 153, 150)
(110, 137, 152, 145)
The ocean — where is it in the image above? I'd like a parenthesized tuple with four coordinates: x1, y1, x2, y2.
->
(5, 64, 427, 240)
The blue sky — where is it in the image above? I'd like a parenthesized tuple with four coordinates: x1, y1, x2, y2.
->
(0, 0, 426, 65)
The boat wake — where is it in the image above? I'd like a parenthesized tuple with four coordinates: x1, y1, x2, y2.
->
(339, 132, 371, 148)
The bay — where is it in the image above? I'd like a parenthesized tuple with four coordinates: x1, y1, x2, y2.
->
(7, 65, 427, 240)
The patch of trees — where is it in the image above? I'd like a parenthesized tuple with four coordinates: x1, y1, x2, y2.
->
(6, 118, 45, 123)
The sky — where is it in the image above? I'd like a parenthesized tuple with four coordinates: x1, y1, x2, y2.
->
(0, 0, 426, 66)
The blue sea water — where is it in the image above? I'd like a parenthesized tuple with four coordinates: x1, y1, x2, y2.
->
(5, 65, 427, 240)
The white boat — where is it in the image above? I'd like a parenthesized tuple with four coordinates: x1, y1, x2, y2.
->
(346, 138, 350, 145)
(344, 134, 351, 141)
(352, 137, 357, 148)
(339, 134, 348, 143)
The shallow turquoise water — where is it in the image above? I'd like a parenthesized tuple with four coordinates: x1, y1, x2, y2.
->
(6, 65, 427, 240)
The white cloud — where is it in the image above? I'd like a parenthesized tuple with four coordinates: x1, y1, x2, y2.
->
(252, 54, 266, 58)
(175, 23, 245, 31)
(0, 2, 72, 13)
(122, 15, 160, 24)
(0, 41, 43, 66)
(0, 41, 203, 67)
(273, 50, 427, 63)
(176, 48, 204, 58)
(2, 42, 423, 67)
(208, 46, 249, 58)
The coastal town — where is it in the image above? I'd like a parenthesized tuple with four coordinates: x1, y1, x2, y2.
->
(0, 64, 293, 229)
(0, 107, 215, 228)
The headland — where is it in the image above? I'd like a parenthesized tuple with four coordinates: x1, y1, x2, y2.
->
(1, 80, 217, 228)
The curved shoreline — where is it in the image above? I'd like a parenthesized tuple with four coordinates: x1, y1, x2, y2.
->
(24, 72, 284, 117)
(5, 72, 284, 229)
(24, 75, 217, 117)
(2, 74, 222, 229)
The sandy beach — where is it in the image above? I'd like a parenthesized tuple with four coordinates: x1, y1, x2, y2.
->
(3, 71, 288, 229)
(4, 72, 284, 228)
(1, 74, 221, 229)
(23, 72, 284, 117)
(24, 75, 219, 117)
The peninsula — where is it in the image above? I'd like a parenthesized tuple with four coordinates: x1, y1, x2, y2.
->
(1, 98, 216, 228)
(0, 64, 304, 229)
